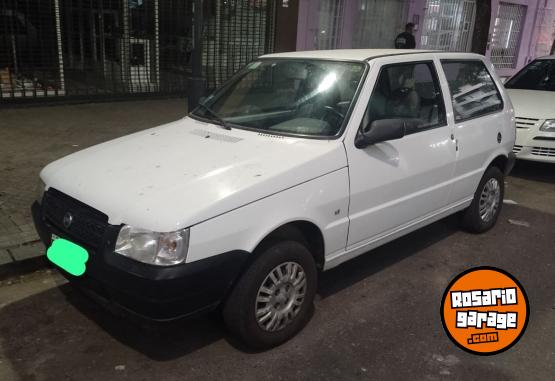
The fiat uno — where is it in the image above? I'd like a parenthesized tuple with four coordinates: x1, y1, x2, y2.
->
(33, 49, 515, 349)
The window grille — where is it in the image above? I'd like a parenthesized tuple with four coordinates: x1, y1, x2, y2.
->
(317, 0, 344, 50)
(352, 0, 410, 49)
(420, 0, 476, 52)
(0, 0, 276, 101)
(489, 2, 526, 69)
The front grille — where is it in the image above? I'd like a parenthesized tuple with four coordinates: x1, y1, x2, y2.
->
(513, 145, 523, 153)
(42, 188, 109, 248)
(531, 147, 555, 157)
(515, 117, 539, 130)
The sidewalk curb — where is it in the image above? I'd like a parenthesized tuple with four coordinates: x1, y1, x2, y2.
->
(0, 253, 50, 280)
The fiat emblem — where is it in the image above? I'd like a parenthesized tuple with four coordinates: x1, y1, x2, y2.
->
(63, 212, 74, 229)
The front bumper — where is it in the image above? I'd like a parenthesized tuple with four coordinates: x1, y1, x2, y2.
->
(513, 145, 555, 163)
(32, 201, 249, 321)
(514, 124, 555, 163)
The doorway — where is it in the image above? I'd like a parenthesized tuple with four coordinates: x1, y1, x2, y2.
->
(487, 2, 527, 70)
(420, 0, 476, 52)
(273, 0, 299, 52)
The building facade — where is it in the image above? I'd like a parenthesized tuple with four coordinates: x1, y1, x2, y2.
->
(411, 0, 555, 77)
(0, 0, 277, 101)
(296, 0, 411, 51)
(3, 0, 555, 103)
(296, 0, 555, 77)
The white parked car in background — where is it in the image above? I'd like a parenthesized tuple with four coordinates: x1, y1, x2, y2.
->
(33, 49, 515, 349)
(505, 56, 555, 162)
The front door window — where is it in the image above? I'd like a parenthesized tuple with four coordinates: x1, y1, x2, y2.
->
(363, 61, 447, 132)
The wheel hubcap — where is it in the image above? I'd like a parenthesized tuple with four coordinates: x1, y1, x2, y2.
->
(479, 178, 501, 223)
(255, 262, 306, 332)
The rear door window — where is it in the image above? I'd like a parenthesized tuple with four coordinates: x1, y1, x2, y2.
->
(441, 60, 503, 122)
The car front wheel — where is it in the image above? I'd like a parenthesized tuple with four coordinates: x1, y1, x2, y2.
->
(223, 240, 317, 349)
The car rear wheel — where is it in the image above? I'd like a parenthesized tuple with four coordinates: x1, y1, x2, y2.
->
(223, 240, 317, 349)
(460, 166, 504, 233)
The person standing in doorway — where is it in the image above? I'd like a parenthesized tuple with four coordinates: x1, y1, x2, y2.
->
(395, 23, 416, 49)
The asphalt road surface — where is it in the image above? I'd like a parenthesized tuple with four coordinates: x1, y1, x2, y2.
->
(0, 160, 553, 381)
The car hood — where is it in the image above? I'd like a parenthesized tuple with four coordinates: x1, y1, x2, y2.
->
(506, 89, 555, 120)
(41, 117, 347, 231)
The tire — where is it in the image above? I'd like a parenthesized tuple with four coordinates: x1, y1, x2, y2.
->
(223, 240, 317, 350)
(460, 166, 504, 233)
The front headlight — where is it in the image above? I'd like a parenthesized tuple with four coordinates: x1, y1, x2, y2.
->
(37, 178, 46, 203)
(540, 119, 555, 132)
(115, 225, 190, 266)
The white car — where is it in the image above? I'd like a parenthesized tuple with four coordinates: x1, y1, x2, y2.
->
(505, 56, 555, 162)
(33, 49, 515, 349)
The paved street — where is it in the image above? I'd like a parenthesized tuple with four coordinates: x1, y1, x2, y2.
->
(0, 100, 554, 380)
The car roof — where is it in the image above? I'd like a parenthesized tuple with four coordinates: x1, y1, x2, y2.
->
(261, 49, 436, 61)
(260, 49, 483, 62)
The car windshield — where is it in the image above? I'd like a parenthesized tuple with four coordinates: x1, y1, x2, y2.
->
(191, 59, 366, 137)
(505, 59, 555, 91)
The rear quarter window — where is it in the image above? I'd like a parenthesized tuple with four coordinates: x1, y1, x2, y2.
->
(441, 60, 503, 122)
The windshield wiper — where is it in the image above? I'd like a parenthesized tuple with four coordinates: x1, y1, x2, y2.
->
(196, 103, 231, 130)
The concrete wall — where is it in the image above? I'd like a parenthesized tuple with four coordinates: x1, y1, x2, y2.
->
(531, 0, 555, 58)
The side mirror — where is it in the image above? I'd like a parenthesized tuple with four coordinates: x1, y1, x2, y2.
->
(355, 118, 419, 149)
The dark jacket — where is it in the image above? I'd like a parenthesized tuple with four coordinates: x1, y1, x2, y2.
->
(395, 32, 416, 49)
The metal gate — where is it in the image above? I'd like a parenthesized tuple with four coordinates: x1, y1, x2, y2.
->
(316, 0, 344, 50)
(488, 2, 527, 69)
(0, 0, 65, 98)
(61, 0, 162, 97)
(203, 0, 276, 89)
(0, 0, 277, 102)
(420, 0, 476, 52)
(352, 0, 410, 49)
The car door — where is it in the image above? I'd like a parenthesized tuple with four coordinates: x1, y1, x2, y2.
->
(438, 58, 508, 204)
(343, 55, 457, 250)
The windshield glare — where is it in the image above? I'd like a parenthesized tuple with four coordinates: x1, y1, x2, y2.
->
(505, 59, 555, 91)
(192, 59, 366, 137)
